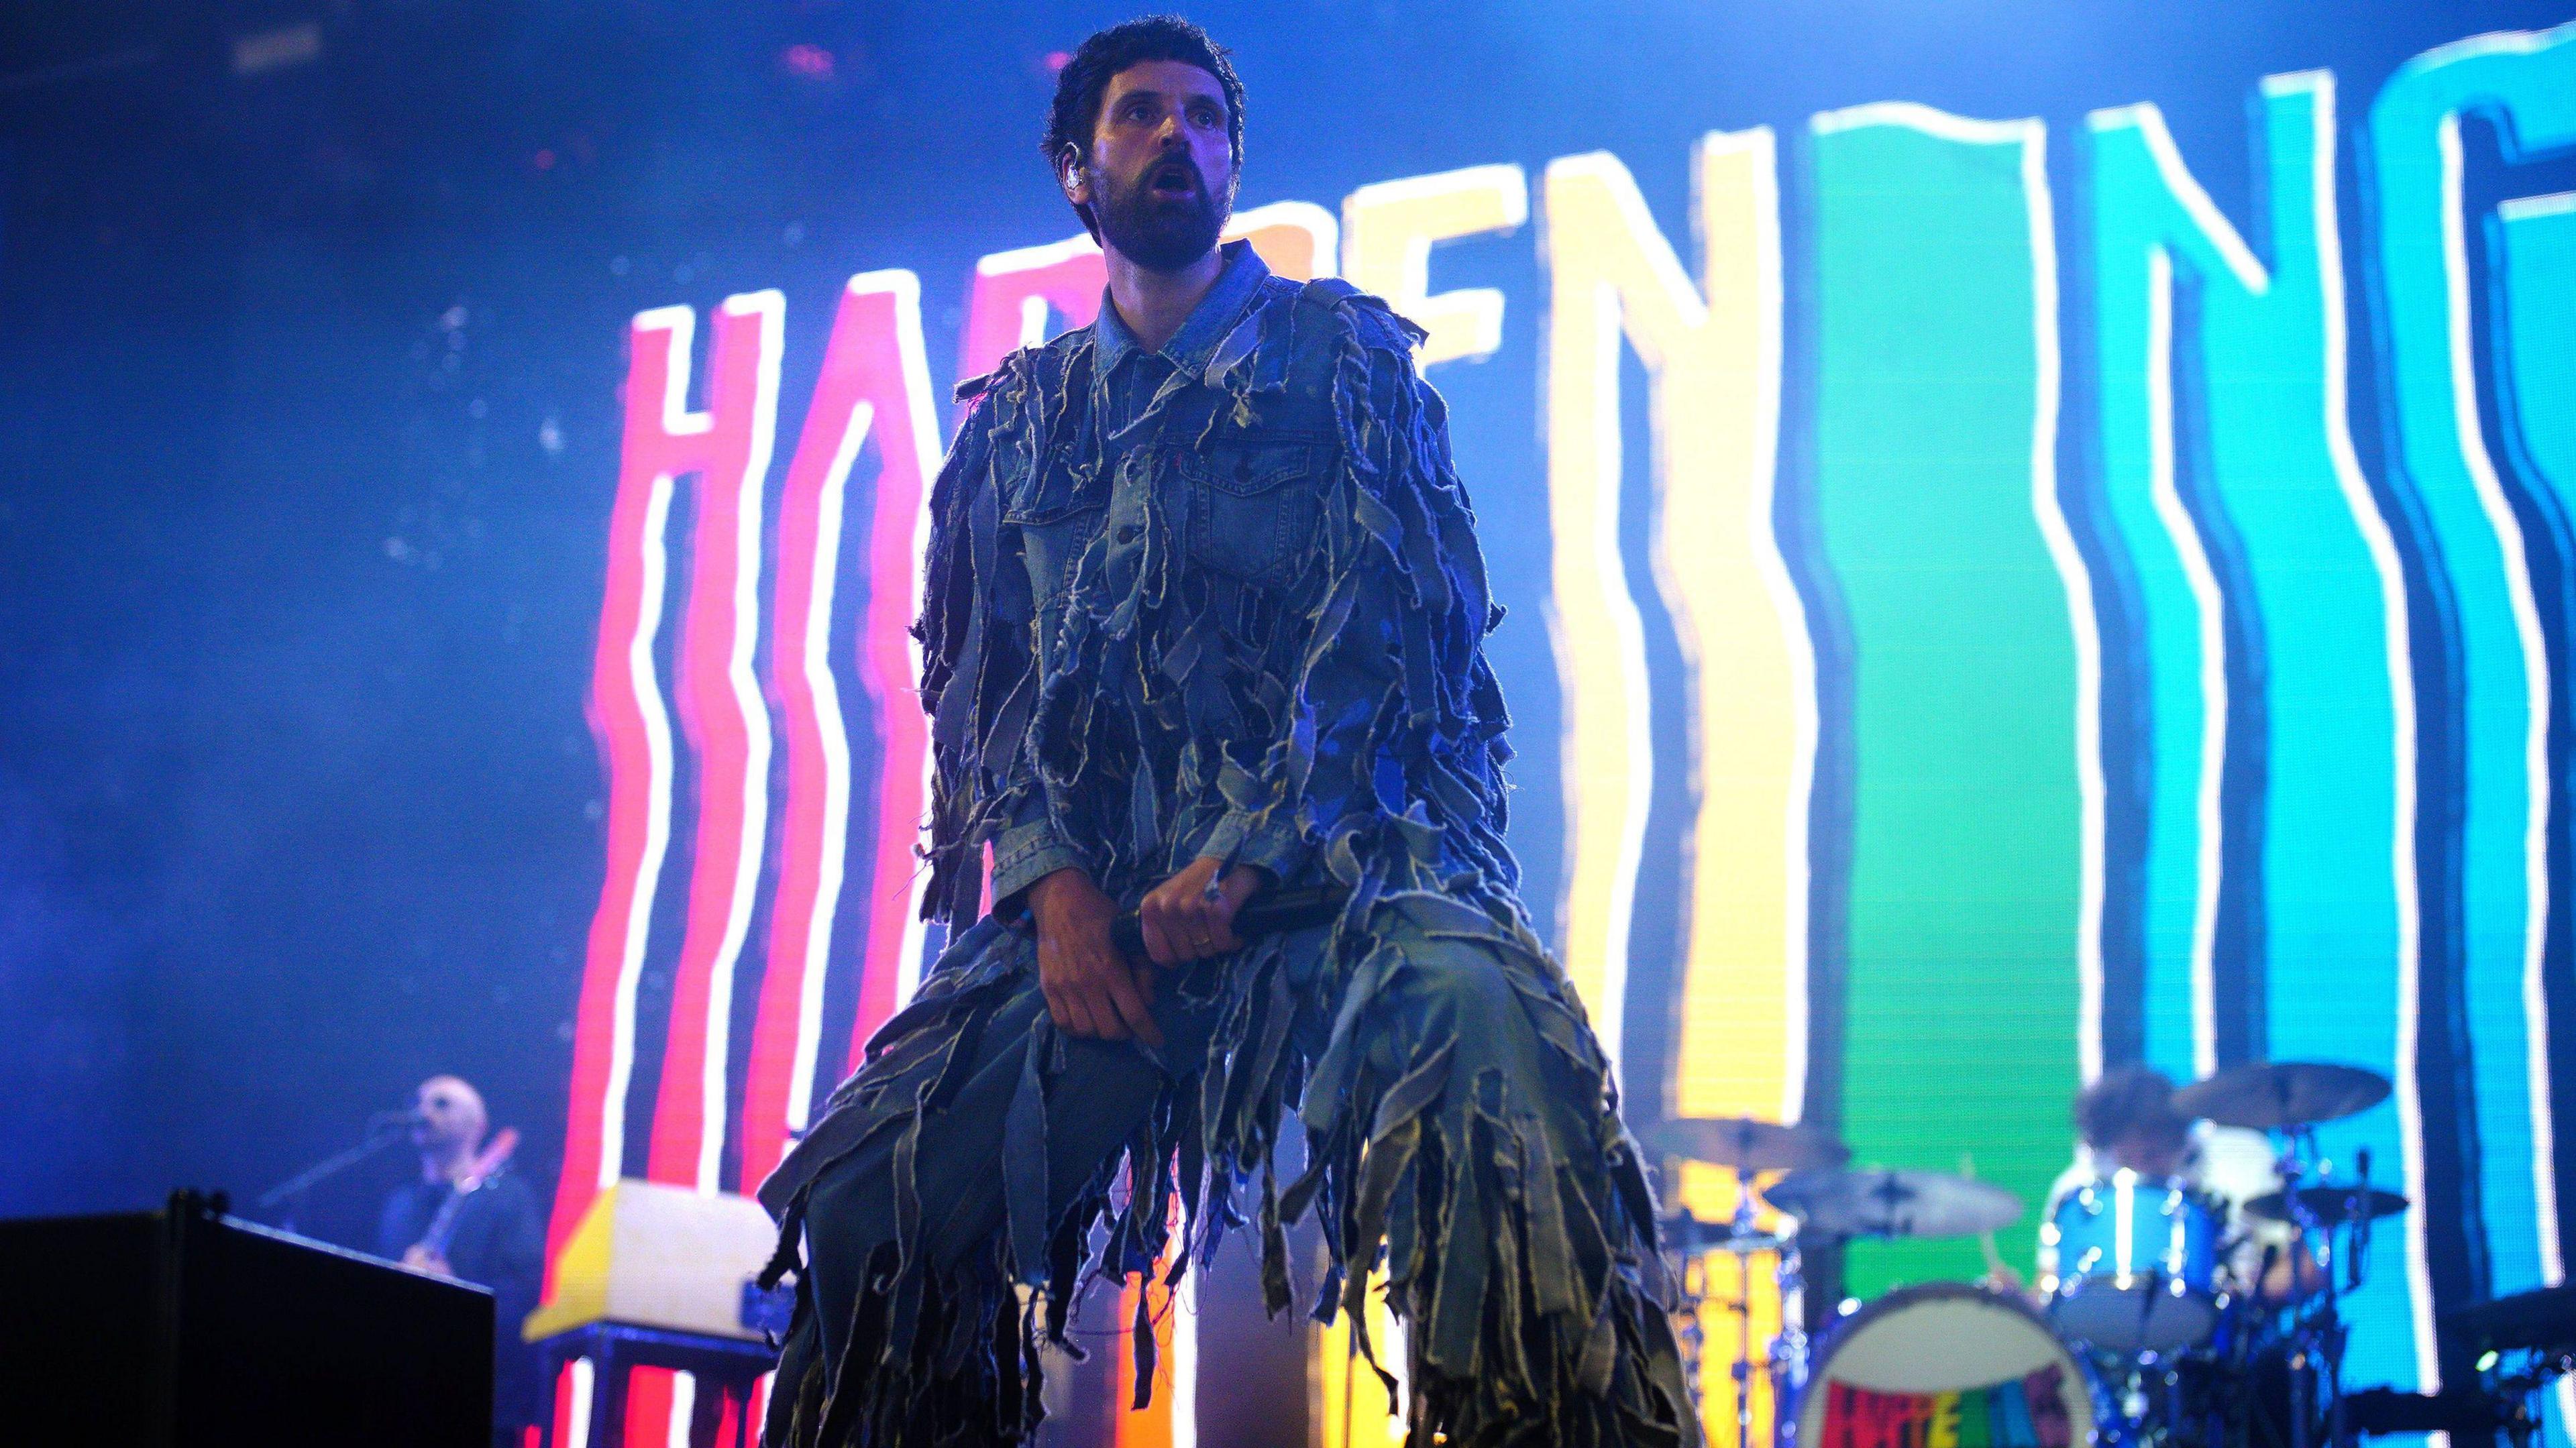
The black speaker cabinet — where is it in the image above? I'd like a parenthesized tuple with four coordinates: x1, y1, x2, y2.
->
(0, 1191, 492, 1446)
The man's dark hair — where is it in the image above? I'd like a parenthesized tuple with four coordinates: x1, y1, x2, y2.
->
(1044, 16, 1245, 236)
(2074, 1064, 2182, 1150)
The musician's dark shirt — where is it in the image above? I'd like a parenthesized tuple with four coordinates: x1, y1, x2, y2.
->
(379, 1172, 546, 1438)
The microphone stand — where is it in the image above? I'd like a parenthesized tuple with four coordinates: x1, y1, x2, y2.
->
(254, 1117, 412, 1236)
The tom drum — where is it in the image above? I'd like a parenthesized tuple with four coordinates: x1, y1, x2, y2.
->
(2042, 1172, 2222, 1355)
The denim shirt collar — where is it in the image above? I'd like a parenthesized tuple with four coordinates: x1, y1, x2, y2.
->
(1089, 238, 1271, 382)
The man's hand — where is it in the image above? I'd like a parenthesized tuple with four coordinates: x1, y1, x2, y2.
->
(1028, 867, 1162, 1046)
(401, 1245, 455, 1278)
(1136, 856, 1264, 970)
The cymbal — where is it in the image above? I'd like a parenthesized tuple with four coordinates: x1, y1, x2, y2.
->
(2241, 1184, 2410, 1226)
(1759, 1168, 2023, 1241)
(2442, 1281, 2576, 1352)
(2171, 1061, 2391, 1130)
(1660, 1211, 1790, 1257)
(1638, 1116, 1851, 1172)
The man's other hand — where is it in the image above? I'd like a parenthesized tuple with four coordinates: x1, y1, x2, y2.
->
(1137, 856, 1263, 969)
(1028, 867, 1162, 1046)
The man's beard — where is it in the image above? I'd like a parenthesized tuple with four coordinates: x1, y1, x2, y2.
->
(1091, 157, 1228, 272)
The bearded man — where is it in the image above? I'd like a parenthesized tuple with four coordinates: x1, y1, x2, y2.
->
(758, 17, 1696, 1446)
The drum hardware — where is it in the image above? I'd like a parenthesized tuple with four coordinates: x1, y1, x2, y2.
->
(1730, 1166, 1794, 1448)
(1649, 1116, 1848, 1448)
(2240, 1185, 2408, 1227)
(2187, 1062, 2394, 1448)
(1754, 1168, 2026, 1447)
(1643, 1116, 1854, 1174)
(1660, 1185, 1808, 1448)
(2261, 1134, 2379, 1448)
(2043, 1169, 2223, 1355)
(2169, 1062, 2390, 1133)
(2028, 1060, 2403, 1448)
(1760, 1167, 2025, 1242)
(1664, 1211, 1793, 1258)
(1770, 1256, 1812, 1448)
(1648, 1060, 2424, 1448)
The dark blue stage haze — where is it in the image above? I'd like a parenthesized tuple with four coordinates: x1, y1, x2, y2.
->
(5, 5, 2576, 1432)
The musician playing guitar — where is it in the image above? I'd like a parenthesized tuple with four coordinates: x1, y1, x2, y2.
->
(375, 1074, 546, 1448)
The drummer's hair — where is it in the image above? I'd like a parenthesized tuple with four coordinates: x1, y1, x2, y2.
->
(2076, 1064, 2180, 1148)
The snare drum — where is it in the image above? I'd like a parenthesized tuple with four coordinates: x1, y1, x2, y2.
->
(1797, 1283, 2098, 1448)
(2043, 1170, 2222, 1353)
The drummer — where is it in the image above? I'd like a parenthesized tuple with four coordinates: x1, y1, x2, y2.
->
(2018, 1066, 2310, 1302)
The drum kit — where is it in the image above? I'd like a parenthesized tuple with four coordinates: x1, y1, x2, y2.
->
(1644, 1062, 2414, 1448)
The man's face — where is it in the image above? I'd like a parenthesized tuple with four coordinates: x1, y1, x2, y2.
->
(1064, 59, 1235, 272)
(411, 1075, 487, 1153)
(2110, 1117, 2190, 1179)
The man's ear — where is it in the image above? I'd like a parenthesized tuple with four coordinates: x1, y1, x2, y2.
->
(1057, 143, 1090, 207)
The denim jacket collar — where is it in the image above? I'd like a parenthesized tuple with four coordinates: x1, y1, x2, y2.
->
(1089, 237, 1271, 382)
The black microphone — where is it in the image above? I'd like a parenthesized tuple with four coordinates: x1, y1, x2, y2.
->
(1109, 885, 1351, 961)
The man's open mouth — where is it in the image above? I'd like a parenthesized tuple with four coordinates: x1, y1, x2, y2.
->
(1149, 160, 1197, 197)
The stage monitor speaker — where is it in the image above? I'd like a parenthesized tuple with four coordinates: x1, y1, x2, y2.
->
(0, 1190, 492, 1447)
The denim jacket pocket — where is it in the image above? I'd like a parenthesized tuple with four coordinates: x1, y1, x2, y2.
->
(1182, 437, 1326, 584)
(1004, 449, 1108, 606)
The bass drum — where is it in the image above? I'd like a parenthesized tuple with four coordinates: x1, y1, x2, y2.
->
(1795, 1283, 2098, 1448)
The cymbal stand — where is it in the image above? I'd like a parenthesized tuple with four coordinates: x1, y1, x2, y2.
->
(1729, 1164, 1762, 1448)
(2273, 1125, 2361, 1448)
(1674, 1207, 1710, 1392)
(1772, 1233, 1811, 1448)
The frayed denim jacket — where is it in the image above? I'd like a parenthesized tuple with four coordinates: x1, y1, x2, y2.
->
(916, 239, 1521, 926)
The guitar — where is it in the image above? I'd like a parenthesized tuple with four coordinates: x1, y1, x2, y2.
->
(402, 1126, 519, 1277)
